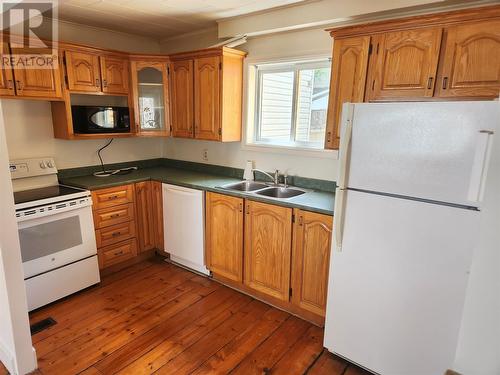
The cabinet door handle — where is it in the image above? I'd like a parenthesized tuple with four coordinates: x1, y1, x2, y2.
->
(111, 231, 121, 237)
(109, 213, 120, 218)
(103, 79, 108, 87)
(326, 131, 332, 143)
(7, 80, 14, 89)
(16, 80, 22, 90)
(246, 204, 250, 214)
(107, 195, 119, 200)
(427, 77, 434, 90)
(442, 77, 448, 90)
(95, 78, 100, 87)
(239, 202, 243, 212)
(298, 216, 303, 226)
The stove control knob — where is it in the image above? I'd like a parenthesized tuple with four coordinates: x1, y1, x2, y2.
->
(46, 161, 54, 168)
(39, 162, 46, 169)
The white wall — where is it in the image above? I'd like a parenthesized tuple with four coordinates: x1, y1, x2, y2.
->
(453, 102, 500, 375)
(163, 26, 338, 181)
(0, 101, 37, 375)
(3, 100, 163, 169)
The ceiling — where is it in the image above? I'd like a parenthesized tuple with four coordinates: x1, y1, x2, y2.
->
(54, 0, 307, 39)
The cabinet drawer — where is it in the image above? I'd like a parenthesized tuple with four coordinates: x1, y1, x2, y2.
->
(94, 203, 135, 229)
(96, 221, 136, 248)
(99, 238, 137, 269)
(92, 185, 134, 210)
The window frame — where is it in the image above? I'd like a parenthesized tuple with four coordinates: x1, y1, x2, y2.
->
(253, 59, 331, 150)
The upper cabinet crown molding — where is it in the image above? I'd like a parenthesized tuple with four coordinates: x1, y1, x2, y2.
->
(326, 5, 500, 38)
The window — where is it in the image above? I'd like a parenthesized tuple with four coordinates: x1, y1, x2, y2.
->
(252, 59, 331, 149)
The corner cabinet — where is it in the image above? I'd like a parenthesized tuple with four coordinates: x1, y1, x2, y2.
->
(135, 181, 164, 252)
(131, 60, 170, 136)
(169, 47, 246, 142)
(325, 5, 500, 149)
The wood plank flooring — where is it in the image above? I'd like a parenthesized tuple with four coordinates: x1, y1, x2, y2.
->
(1, 256, 373, 374)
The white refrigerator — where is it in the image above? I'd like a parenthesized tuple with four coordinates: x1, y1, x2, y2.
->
(324, 101, 499, 375)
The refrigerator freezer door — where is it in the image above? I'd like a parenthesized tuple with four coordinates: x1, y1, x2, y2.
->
(324, 190, 480, 375)
(345, 101, 498, 207)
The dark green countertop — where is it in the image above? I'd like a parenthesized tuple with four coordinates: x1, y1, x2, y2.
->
(60, 166, 335, 215)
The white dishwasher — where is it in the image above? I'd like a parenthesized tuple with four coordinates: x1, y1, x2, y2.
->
(162, 184, 209, 275)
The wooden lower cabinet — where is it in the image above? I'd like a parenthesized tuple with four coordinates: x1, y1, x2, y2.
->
(205, 192, 244, 282)
(151, 181, 164, 251)
(244, 200, 293, 301)
(98, 238, 138, 269)
(136, 180, 164, 252)
(136, 181, 155, 252)
(291, 209, 333, 317)
(205, 194, 333, 325)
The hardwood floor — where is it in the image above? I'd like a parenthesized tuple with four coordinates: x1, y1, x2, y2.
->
(13, 256, 370, 375)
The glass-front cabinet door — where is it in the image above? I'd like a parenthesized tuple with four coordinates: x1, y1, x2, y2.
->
(131, 61, 170, 136)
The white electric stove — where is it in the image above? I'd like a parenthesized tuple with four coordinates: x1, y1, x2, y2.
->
(10, 157, 100, 311)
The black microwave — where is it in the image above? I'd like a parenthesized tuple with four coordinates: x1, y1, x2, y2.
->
(71, 106, 130, 134)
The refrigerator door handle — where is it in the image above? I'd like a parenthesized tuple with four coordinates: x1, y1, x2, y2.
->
(333, 187, 347, 252)
(337, 103, 355, 189)
(467, 129, 495, 203)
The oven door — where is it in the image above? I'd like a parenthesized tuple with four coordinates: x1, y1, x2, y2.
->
(18, 204, 97, 279)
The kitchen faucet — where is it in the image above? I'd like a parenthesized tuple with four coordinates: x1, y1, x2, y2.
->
(252, 168, 280, 185)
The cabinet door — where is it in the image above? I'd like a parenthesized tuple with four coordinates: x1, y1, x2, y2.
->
(101, 55, 129, 94)
(437, 20, 500, 98)
(325, 36, 370, 150)
(10, 46, 62, 99)
(291, 210, 333, 317)
(244, 200, 292, 301)
(65, 50, 101, 92)
(170, 60, 194, 138)
(135, 181, 155, 252)
(366, 28, 442, 100)
(0, 43, 15, 96)
(151, 181, 164, 251)
(194, 56, 221, 141)
(132, 61, 170, 136)
(206, 192, 243, 282)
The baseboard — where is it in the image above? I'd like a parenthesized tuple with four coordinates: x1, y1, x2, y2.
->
(0, 338, 15, 374)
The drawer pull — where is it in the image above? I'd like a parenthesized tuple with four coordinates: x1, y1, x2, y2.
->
(111, 231, 121, 237)
(113, 250, 124, 256)
(107, 195, 120, 200)
(109, 213, 121, 218)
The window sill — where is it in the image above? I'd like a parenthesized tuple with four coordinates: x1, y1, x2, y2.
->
(242, 142, 339, 159)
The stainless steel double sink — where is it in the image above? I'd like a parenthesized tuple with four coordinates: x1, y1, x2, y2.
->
(219, 181, 307, 199)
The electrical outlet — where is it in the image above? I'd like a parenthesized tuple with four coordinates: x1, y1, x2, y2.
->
(202, 149, 209, 161)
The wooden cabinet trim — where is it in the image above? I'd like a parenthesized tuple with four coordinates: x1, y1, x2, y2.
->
(327, 5, 500, 38)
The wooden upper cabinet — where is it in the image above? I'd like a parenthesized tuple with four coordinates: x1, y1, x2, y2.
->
(151, 181, 164, 251)
(366, 27, 442, 100)
(131, 61, 170, 136)
(291, 210, 333, 317)
(244, 201, 292, 301)
(170, 59, 194, 138)
(0, 43, 15, 96)
(194, 56, 221, 141)
(65, 51, 101, 92)
(325, 36, 370, 149)
(205, 192, 244, 282)
(436, 19, 500, 98)
(135, 181, 155, 253)
(100, 55, 129, 94)
(8, 46, 62, 99)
